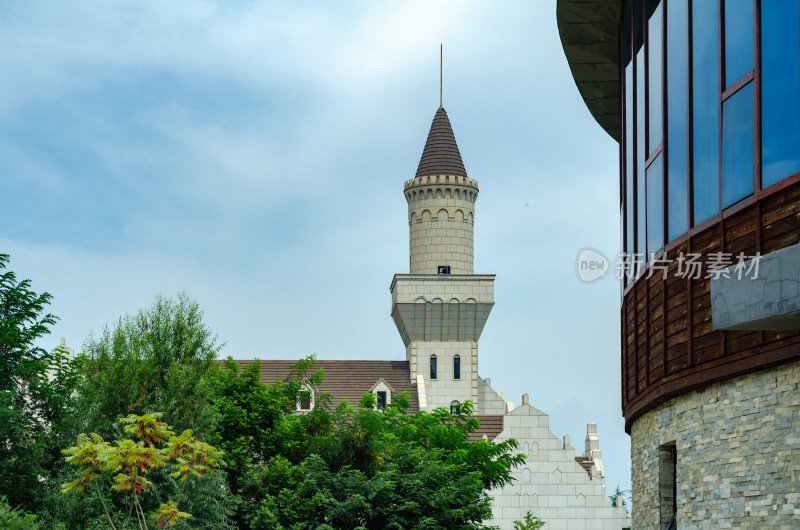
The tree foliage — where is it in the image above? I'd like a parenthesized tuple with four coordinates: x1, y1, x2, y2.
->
(0, 261, 526, 529)
(513, 511, 546, 529)
(608, 484, 631, 517)
(0, 253, 71, 511)
(0, 254, 57, 391)
(0, 497, 43, 530)
(208, 357, 328, 527)
(62, 413, 225, 529)
(42, 293, 233, 529)
(211, 358, 526, 529)
(77, 293, 222, 436)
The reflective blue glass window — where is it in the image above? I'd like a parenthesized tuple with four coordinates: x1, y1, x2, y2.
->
(667, 0, 688, 241)
(724, 0, 754, 88)
(647, 154, 664, 254)
(648, 1, 663, 151)
(626, 63, 634, 265)
(637, 48, 646, 256)
(692, 0, 720, 225)
(722, 82, 754, 208)
(761, 0, 800, 188)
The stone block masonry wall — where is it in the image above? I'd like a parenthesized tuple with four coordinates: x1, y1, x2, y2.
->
(390, 275, 494, 346)
(409, 212, 474, 275)
(630, 360, 800, 529)
(405, 176, 478, 275)
(488, 400, 630, 530)
(408, 341, 477, 411)
(479, 377, 509, 414)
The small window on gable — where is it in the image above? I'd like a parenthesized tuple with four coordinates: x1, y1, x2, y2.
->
(430, 355, 438, 379)
(297, 385, 314, 412)
(450, 400, 460, 414)
(453, 355, 461, 380)
(370, 378, 394, 411)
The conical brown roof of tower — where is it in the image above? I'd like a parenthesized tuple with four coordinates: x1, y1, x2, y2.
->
(415, 107, 468, 178)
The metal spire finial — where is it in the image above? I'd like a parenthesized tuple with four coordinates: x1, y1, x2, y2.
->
(439, 44, 443, 108)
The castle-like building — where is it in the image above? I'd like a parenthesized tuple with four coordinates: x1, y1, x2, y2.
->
(243, 105, 630, 529)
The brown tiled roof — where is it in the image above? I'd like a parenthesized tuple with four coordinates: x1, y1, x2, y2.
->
(574, 456, 594, 475)
(415, 107, 468, 178)
(470, 414, 505, 442)
(229, 359, 419, 411)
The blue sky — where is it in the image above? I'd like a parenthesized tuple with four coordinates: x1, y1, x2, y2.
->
(1, 0, 629, 495)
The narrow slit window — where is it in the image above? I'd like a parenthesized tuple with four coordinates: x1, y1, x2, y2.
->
(430, 355, 437, 380)
(453, 355, 461, 380)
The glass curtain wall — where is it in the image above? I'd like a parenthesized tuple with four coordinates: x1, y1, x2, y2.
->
(620, 0, 800, 283)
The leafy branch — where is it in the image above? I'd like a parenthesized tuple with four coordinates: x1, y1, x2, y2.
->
(61, 413, 224, 529)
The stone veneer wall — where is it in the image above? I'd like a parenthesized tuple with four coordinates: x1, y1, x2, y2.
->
(630, 360, 800, 529)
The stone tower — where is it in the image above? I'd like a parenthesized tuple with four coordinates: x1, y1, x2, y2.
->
(390, 106, 495, 411)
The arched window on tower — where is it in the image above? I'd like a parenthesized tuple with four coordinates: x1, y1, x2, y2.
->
(450, 400, 460, 414)
(430, 355, 437, 380)
(453, 354, 461, 380)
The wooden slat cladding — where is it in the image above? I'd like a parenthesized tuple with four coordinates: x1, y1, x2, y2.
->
(621, 181, 800, 432)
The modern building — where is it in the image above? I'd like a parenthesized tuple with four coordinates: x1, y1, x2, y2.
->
(558, 0, 800, 527)
(239, 105, 630, 529)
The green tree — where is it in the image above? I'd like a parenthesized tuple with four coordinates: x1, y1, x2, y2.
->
(608, 484, 631, 517)
(62, 413, 224, 529)
(211, 357, 526, 529)
(0, 496, 43, 530)
(208, 357, 327, 527)
(77, 292, 223, 436)
(513, 511, 546, 529)
(43, 293, 233, 529)
(0, 253, 66, 511)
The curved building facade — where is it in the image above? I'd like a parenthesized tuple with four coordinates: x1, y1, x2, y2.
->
(558, 1, 800, 527)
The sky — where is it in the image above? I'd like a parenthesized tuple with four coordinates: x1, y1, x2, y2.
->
(0, 0, 629, 495)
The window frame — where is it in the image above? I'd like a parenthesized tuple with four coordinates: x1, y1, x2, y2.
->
(619, 0, 797, 292)
(450, 400, 460, 414)
(297, 384, 314, 412)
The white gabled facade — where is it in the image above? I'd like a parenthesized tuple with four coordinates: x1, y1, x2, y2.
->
(487, 392, 630, 529)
